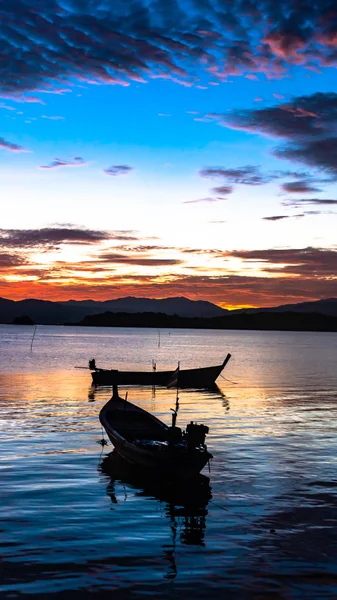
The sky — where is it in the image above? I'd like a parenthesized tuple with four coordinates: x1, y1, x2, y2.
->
(1, 0, 337, 309)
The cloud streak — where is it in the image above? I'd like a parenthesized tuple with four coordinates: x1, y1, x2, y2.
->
(282, 198, 337, 207)
(0, 227, 140, 248)
(0, 137, 28, 153)
(103, 165, 133, 176)
(183, 197, 227, 204)
(200, 166, 276, 186)
(39, 157, 87, 170)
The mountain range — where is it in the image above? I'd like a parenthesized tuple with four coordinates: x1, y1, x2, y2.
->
(0, 296, 337, 325)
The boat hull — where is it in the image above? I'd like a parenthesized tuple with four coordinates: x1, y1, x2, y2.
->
(99, 393, 212, 479)
(92, 353, 231, 388)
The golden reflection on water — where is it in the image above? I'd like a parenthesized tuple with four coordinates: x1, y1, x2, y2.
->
(1, 327, 337, 599)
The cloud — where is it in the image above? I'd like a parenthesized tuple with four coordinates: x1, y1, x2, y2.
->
(0, 227, 139, 248)
(282, 198, 337, 207)
(103, 165, 133, 176)
(42, 115, 65, 120)
(2, 1, 337, 96)
(0, 103, 16, 111)
(200, 165, 275, 185)
(222, 92, 337, 138)
(39, 157, 87, 170)
(275, 136, 337, 174)
(227, 247, 337, 277)
(183, 197, 227, 204)
(0, 137, 28, 153)
(0, 252, 26, 269)
(211, 186, 233, 196)
(98, 254, 182, 266)
(221, 92, 337, 174)
(281, 180, 322, 193)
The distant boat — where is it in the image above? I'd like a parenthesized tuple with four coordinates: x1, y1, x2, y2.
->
(90, 353, 231, 388)
(99, 386, 213, 479)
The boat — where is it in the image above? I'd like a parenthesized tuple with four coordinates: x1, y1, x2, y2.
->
(99, 385, 213, 479)
(90, 353, 231, 388)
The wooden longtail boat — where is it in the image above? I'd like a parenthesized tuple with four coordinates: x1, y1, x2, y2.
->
(99, 386, 213, 479)
(91, 353, 231, 388)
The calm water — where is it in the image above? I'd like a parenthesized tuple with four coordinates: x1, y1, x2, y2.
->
(1, 325, 337, 599)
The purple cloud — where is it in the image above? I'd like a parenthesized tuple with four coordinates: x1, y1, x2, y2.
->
(103, 165, 133, 176)
(282, 197, 337, 207)
(221, 93, 337, 174)
(39, 157, 87, 170)
(200, 165, 275, 186)
(0, 137, 28, 153)
(0, 226, 143, 249)
(2, 2, 337, 95)
(211, 186, 233, 196)
(281, 180, 322, 193)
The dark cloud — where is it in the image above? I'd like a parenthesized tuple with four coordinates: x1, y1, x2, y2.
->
(282, 197, 337, 207)
(281, 180, 322, 193)
(200, 165, 275, 185)
(0, 137, 28, 152)
(211, 186, 233, 195)
(277, 170, 312, 179)
(275, 136, 337, 174)
(263, 215, 290, 221)
(103, 165, 133, 176)
(102, 257, 182, 266)
(0, 252, 26, 269)
(97, 252, 182, 266)
(0, 227, 139, 248)
(221, 92, 337, 174)
(224, 93, 337, 139)
(227, 247, 337, 277)
(3, 1, 337, 96)
(39, 157, 87, 170)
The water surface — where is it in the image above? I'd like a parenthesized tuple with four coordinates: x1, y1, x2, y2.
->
(1, 326, 337, 598)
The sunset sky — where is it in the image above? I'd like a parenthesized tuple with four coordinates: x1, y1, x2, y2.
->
(1, 0, 337, 308)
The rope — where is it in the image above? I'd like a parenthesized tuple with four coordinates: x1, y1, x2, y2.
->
(220, 374, 239, 384)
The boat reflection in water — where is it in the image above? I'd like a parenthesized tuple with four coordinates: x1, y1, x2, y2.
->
(100, 451, 211, 577)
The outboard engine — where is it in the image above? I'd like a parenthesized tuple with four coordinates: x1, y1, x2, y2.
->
(186, 421, 209, 447)
(89, 358, 96, 370)
(167, 426, 182, 444)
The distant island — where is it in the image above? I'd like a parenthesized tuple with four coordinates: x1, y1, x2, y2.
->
(1, 295, 337, 332)
(68, 310, 337, 332)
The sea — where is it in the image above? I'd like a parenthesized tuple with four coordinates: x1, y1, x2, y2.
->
(1, 325, 337, 599)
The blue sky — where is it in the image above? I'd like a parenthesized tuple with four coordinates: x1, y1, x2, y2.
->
(1, 0, 337, 307)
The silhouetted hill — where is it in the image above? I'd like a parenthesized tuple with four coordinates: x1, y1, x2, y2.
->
(0, 296, 336, 326)
(12, 315, 35, 325)
(73, 310, 337, 332)
(237, 298, 337, 318)
(0, 296, 226, 324)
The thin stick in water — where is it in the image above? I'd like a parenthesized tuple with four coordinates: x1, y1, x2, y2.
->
(30, 325, 37, 351)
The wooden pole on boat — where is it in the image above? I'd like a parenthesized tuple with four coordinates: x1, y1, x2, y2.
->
(30, 325, 37, 351)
